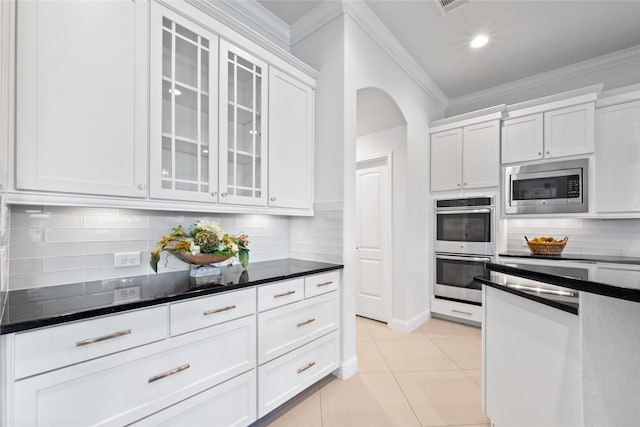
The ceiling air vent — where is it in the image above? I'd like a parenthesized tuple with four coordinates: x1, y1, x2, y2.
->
(437, 0, 470, 14)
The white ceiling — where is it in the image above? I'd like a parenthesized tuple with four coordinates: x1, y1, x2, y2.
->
(257, 0, 640, 100)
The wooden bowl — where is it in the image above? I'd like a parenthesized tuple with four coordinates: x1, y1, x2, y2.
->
(171, 252, 230, 265)
(526, 237, 568, 255)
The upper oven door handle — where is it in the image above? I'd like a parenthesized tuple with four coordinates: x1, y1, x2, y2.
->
(436, 208, 492, 215)
(436, 255, 493, 263)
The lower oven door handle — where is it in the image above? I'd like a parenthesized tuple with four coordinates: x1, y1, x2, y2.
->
(436, 255, 492, 263)
(436, 208, 492, 215)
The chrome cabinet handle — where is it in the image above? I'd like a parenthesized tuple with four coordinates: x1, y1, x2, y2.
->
(297, 318, 316, 327)
(148, 363, 190, 383)
(538, 152, 542, 156)
(137, 184, 146, 191)
(546, 151, 550, 155)
(203, 305, 236, 316)
(221, 192, 228, 197)
(274, 290, 296, 298)
(211, 191, 218, 197)
(297, 361, 316, 374)
(452, 309, 472, 316)
(76, 329, 132, 347)
(456, 183, 461, 187)
(316, 281, 333, 287)
(270, 197, 276, 202)
(463, 182, 467, 186)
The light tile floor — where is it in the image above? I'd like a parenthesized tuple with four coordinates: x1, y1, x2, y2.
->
(253, 316, 490, 427)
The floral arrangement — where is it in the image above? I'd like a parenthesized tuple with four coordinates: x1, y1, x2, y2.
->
(150, 219, 249, 272)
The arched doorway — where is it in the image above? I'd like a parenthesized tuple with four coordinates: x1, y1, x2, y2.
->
(355, 87, 407, 323)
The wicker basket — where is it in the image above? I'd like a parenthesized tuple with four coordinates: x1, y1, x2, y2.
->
(526, 236, 568, 255)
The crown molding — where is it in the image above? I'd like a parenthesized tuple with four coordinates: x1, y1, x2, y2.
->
(186, 0, 318, 79)
(596, 83, 640, 108)
(505, 84, 602, 117)
(290, 1, 345, 46)
(290, 0, 449, 111)
(210, 0, 291, 50)
(429, 104, 505, 132)
(447, 44, 640, 113)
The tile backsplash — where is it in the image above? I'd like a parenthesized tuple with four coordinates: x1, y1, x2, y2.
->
(8, 205, 290, 290)
(506, 218, 640, 257)
(290, 201, 343, 264)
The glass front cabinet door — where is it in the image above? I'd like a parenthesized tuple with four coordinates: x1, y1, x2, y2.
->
(149, 4, 219, 202)
(219, 40, 268, 206)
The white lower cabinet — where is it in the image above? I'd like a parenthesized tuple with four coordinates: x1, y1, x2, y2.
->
(256, 276, 341, 418)
(4, 273, 342, 427)
(258, 331, 339, 418)
(132, 370, 257, 427)
(13, 315, 256, 427)
(14, 305, 168, 379)
(484, 286, 581, 426)
(258, 290, 339, 364)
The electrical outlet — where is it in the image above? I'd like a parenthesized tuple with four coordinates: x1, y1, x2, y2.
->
(114, 286, 140, 303)
(114, 252, 140, 268)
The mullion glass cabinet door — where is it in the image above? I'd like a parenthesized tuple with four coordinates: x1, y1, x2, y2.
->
(219, 40, 268, 206)
(149, 4, 219, 202)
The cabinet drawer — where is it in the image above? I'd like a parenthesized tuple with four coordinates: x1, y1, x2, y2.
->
(257, 278, 304, 312)
(258, 331, 339, 418)
(258, 291, 339, 364)
(431, 298, 482, 324)
(304, 270, 340, 298)
(14, 306, 168, 379)
(170, 288, 256, 336)
(132, 370, 257, 427)
(14, 315, 256, 427)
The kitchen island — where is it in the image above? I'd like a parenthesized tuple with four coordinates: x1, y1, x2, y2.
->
(477, 262, 640, 427)
(1, 259, 344, 426)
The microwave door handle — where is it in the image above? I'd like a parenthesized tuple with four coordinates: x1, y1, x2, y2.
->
(436, 255, 492, 263)
(437, 209, 492, 215)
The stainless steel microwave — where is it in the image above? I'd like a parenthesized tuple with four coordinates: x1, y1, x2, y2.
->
(505, 158, 588, 214)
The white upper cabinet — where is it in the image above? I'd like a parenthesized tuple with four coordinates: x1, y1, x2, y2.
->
(268, 68, 314, 210)
(595, 100, 640, 213)
(431, 120, 500, 192)
(149, 4, 219, 203)
(502, 103, 595, 164)
(501, 114, 544, 164)
(430, 129, 462, 191)
(544, 103, 595, 159)
(16, 0, 148, 198)
(219, 41, 268, 206)
(462, 120, 500, 189)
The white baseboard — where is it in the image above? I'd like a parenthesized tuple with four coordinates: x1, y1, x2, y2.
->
(389, 309, 430, 333)
(332, 355, 358, 379)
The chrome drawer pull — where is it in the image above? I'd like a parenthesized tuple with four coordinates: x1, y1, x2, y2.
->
(452, 309, 472, 316)
(274, 290, 296, 298)
(297, 318, 316, 327)
(297, 361, 316, 374)
(203, 305, 237, 316)
(316, 281, 333, 287)
(75, 329, 132, 347)
(148, 363, 190, 383)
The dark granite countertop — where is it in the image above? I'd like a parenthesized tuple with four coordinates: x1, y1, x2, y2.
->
(483, 262, 640, 306)
(476, 275, 579, 315)
(499, 251, 640, 265)
(1, 259, 343, 334)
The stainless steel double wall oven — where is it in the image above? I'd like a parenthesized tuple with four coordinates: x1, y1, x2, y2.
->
(434, 197, 495, 305)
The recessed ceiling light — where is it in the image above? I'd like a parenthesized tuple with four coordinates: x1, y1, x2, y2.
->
(470, 34, 489, 48)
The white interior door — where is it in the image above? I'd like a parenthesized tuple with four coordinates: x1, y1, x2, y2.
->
(356, 155, 391, 322)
